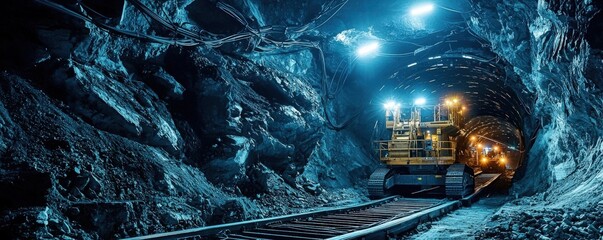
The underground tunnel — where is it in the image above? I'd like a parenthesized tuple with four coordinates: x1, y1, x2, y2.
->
(0, 0, 602, 239)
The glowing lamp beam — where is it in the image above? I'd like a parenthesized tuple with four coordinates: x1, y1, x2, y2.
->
(356, 41, 380, 57)
(414, 97, 426, 106)
(409, 3, 434, 16)
(383, 101, 400, 110)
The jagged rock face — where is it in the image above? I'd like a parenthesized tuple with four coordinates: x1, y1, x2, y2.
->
(470, 0, 603, 204)
(0, 0, 375, 238)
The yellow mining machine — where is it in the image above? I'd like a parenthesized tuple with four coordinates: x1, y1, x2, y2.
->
(368, 97, 474, 199)
(476, 145, 508, 174)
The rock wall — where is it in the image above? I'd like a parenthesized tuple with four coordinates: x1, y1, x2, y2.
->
(0, 0, 375, 238)
(470, 0, 603, 205)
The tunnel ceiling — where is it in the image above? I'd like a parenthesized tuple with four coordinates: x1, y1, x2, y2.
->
(30, 0, 535, 156)
(355, 29, 533, 151)
(312, 0, 535, 153)
(463, 116, 522, 148)
(391, 56, 524, 127)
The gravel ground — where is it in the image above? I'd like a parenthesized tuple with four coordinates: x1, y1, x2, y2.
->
(400, 194, 603, 240)
(402, 195, 508, 240)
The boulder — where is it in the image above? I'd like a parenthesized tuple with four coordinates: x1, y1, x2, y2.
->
(49, 63, 183, 154)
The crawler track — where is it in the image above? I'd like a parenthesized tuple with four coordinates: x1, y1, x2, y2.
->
(126, 174, 501, 240)
(367, 167, 392, 198)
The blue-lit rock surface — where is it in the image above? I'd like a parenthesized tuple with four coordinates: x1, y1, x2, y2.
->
(0, 1, 372, 238)
(0, 0, 602, 239)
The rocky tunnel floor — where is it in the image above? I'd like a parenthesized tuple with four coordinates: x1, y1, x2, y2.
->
(404, 194, 603, 240)
(477, 197, 603, 239)
(404, 195, 509, 240)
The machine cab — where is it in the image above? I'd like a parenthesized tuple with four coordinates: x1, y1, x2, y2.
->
(376, 97, 466, 166)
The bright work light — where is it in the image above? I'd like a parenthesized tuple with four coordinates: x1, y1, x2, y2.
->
(356, 41, 380, 58)
(409, 3, 434, 16)
(383, 101, 400, 110)
(414, 97, 426, 106)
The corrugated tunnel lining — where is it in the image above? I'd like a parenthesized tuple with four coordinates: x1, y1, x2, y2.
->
(380, 50, 531, 168)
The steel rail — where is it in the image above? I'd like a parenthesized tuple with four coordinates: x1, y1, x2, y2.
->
(326, 201, 461, 240)
(123, 196, 400, 240)
(124, 174, 501, 240)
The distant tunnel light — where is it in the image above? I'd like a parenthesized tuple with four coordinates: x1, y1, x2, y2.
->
(414, 97, 426, 106)
(356, 41, 380, 58)
(409, 3, 434, 16)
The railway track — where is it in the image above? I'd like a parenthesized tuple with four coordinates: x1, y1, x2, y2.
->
(125, 174, 501, 240)
(223, 198, 444, 240)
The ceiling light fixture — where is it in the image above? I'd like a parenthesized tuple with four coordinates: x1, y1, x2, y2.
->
(414, 97, 427, 106)
(384, 101, 400, 110)
(356, 41, 380, 58)
(409, 3, 434, 16)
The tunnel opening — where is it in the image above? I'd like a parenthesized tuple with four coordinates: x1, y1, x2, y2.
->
(330, 30, 535, 198)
